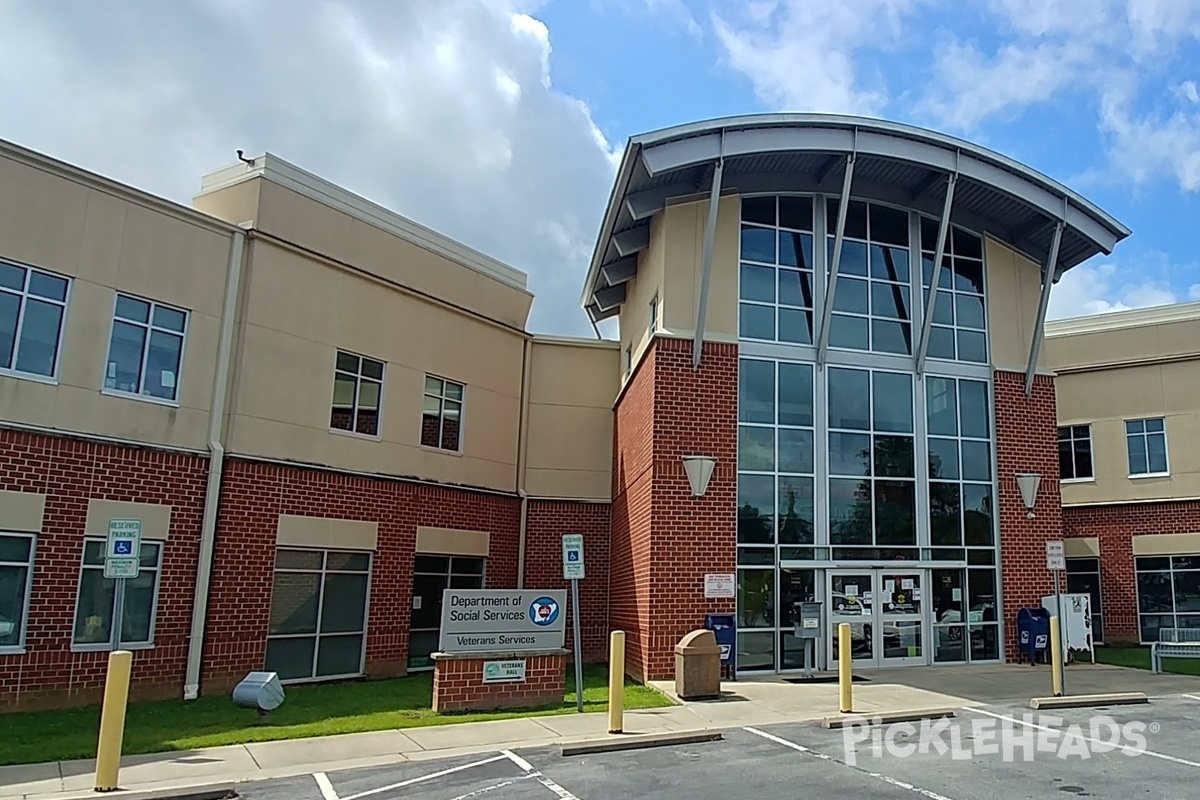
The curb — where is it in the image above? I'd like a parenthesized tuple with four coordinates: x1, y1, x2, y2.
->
(51, 783, 238, 800)
(560, 729, 723, 756)
(820, 708, 957, 729)
(1029, 692, 1149, 710)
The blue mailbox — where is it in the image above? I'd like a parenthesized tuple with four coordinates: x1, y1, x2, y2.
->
(704, 613, 737, 680)
(1016, 606, 1050, 665)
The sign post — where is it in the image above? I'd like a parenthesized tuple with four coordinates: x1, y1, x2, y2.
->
(104, 519, 142, 651)
(1046, 539, 1066, 695)
(562, 533, 585, 713)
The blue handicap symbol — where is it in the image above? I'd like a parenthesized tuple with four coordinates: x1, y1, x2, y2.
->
(567, 551, 579, 562)
(114, 540, 133, 555)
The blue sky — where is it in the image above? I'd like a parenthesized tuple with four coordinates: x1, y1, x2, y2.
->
(1, 0, 1198, 335)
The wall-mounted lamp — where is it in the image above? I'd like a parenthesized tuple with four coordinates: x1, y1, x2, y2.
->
(682, 455, 717, 497)
(1015, 472, 1041, 520)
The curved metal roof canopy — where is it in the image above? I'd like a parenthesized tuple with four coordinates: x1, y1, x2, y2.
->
(580, 113, 1130, 322)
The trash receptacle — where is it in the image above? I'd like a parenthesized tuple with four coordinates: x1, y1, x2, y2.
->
(674, 629, 722, 700)
(1015, 607, 1050, 665)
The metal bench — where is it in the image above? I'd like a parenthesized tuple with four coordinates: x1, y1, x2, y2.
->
(1151, 627, 1200, 674)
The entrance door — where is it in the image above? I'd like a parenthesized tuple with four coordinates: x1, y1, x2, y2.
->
(828, 569, 927, 668)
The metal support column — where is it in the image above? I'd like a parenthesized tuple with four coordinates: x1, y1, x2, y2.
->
(915, 172, 957, 375)
(693, 151, 725, 367)
(816, 151, 857, 365)
(1025, 215, 1065, 397)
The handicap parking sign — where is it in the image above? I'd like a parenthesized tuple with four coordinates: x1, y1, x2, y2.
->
(567, 551, 579, 562)
(113, 540, 133, 556)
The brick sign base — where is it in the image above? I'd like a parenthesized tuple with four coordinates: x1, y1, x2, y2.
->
(432, 649, 568, 713)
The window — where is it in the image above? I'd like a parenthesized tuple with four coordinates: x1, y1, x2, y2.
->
(1066, 557, 1104, 643)
(649, 295, 658, 333)
(0, 259, 70, 379)
(1135, 554, 1200, 643)
(0, 534, 35, 650)
(73, 539, 162, 648)
(827, 367, 917, 558)
(1126, 418, 1168, 476)
(920, 221, 987, 363)
(739, 196, 816, 344)
(265, 548, 371, 681)
(421, 375, 464, 451)
(408, 554, 486, 670)
(1058, 425, 1093, 481)
(624, 346, 632, 377)
(926, 376, 994, 557)
(826, 199, 912, 355)
(104, 294, 187, 401)
(330, 351, 384, 436)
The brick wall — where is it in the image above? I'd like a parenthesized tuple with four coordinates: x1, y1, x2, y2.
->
(202, 459, 522, 693)
(521, 500, 610, 662)
(1063, 499, 1200, 643)
(0, 429, 208, 711)
(994, 371, 1063, 660)
(611, 337, 738, 681)
(432, 653, 566, 712)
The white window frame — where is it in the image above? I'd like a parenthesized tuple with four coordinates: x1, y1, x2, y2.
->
(0, 532, 37, 654)
(329, 350, 386, 439)
(1134, 554, 1200, 644)
(1058, 424, 1095, 483)
(102, 292, 189, 406)
(265, 548, 372, 684)
(71, 537, 163, 651)
(649, 294, 659, 333)
(1064, 556, 1104, 644)
(0, 258, 71, 383)
(1125, 417, 1169, 478)
(624, 346, 632, 377)
(421, 374, 466, 453)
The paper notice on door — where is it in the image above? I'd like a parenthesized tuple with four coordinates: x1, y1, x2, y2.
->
(845, 584, 859, 597)
(863, 591, 873, 604)
(913, 588, 922, 601)
(902, 578, 915, 590)
(952, 587, 962, 601)
(884, 579, 895, 592)
(412, 596, 422, 610)
(880, 590, 894, 604)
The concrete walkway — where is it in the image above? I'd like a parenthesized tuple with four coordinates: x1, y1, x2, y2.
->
(5, 663, 1200, 800)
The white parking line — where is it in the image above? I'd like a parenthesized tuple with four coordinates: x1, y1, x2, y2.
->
(501, 749, 580, 799)
(338, 754, 509, 800)
(1182, 694, 1200, 702)
(313, 772, 339, 800)
(743, 727, 960, 800)
(963, 707, 1200, 769)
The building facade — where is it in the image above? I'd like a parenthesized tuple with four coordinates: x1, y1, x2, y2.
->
(4, 111, 1195, 711)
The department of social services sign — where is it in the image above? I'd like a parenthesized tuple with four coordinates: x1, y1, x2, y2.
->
(439, 589, 568, 654)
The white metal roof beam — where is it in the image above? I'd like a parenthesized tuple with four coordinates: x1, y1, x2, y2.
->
(613, 226, 651, 257)
(915, 173, 958, 376)
(600, 255, 638, 286)
(594, 283, 627, 312)
(625, 183, 695, 220)
(1025, 217, 1065, 397)
(694, 151, 725, 367)
(816, 151, 857, 365)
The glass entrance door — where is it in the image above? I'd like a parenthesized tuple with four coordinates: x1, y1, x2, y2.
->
(828, 569, 927, 667)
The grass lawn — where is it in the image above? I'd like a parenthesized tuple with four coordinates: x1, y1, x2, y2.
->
(1093, 645, 1200, 676)
(0, 663, 672, 767)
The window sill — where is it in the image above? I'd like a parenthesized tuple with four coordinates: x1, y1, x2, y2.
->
(420, 444, 463, 457)
(101, 388, 180, 408)
(329, 427, 383, 442)
(71, 642, 154, 653)
(0, 646, 27, 656)
(1129, 472, 1171, 480)
(0, 369, 59, 386)
(1060, 478, 1095, 485)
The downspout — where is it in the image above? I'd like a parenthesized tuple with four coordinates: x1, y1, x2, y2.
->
(515, 336, 533, 587)
(184, 228, 246, 700)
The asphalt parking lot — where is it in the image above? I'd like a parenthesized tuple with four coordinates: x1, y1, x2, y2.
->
(237, 694, 1200, 800)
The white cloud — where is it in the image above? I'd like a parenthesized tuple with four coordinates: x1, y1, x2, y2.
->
(1099, 82, 1200, 191)
(0, 0, 619, 336)
(1048, 262, 1178, 319)
(712, 0, 922, 115)
(1190, 284, 1200, 301)
(643, 0, 703, 37)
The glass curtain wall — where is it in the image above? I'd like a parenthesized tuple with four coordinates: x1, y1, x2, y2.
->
(736, 193, 1000, 671)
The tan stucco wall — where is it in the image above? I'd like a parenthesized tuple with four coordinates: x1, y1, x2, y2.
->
(0, 490, 46, 533)
(985, 236, 1046, 374)
(617, 213, 667, 380)
(660, 194, 740, 344)
(1053, 357, 1200, 505)
(525, 338, 618, 500)
(277, 514, 379, 551)
(226, 238, 524, 492)
(208, 178, 533, 332)
(0, 149, 233, 452)
(415, 526, 489, 556)
(85, 499, 172, 540)
(1133, 533, 1200, 556)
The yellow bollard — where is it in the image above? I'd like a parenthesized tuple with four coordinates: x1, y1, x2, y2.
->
(1050, 616, 1064, 697)
(94, 650, 133, 792)
(608, 630, 625, 734)
(838, 622, 853, 713)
